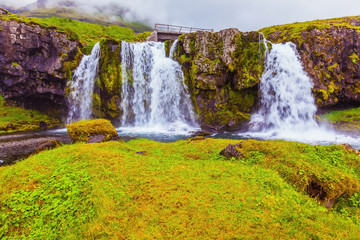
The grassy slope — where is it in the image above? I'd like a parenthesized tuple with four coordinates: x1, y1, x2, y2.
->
(0, 95, 59, 134)
(1, 138, 360, 239)
(260, 15, 360, 43)
(0, 10, 150, 54)
(320, 107, 360, 133)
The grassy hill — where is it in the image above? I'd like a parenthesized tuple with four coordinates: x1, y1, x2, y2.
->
(1, 138, 359, 239)
(0, 9, 150, 54)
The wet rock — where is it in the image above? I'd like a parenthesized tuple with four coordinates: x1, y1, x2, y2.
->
(136, 151, 147, 155)
(220, 143, 243, 159)
(88, 134, 106, 143)
(0, 17, 82, 117)
(34, 140, 62, 154)
(39, 121, 48, 129)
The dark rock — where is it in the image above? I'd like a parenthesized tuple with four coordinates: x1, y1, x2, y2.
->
(136, 151, 147, 155)
(88, 134, 106, 143)
(341, 143, 359, 155)
(39, 121, 47, 129)
(34, 140, 62, 154)
(0, 17, 82, 118)
(191, 130, 212, 136)
(6, 123, 14, 129)
(220, 143, 243, 159)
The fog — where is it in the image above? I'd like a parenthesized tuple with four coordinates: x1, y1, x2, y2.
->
(2, 0, 360, 31)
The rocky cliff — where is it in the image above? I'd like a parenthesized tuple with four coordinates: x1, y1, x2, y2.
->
(173, 29, 267, 131)
(0, 8, 82, 118)
(262, 17, 360, 109)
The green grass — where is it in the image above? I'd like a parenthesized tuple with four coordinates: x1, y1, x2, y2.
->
(0, 95, 60, 134)
(1, 138, 360, 239)
(260, 15, 360, 44)
(0, 11, 151, 54)
(320, 107, 360, 133)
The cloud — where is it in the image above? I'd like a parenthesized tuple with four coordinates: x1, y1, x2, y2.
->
(4, 0, 360, 31)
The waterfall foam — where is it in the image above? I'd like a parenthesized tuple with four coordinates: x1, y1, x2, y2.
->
(250, 42, 318, 132)
(120, 41, 198, 134)
(66, 42, 101, 123)
(244, 42, 360, 147)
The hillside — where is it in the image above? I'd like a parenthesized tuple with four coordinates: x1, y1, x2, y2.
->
(1, 0, 152, 33)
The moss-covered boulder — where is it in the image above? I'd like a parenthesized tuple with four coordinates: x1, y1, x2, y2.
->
(66, 119, 118, 143)
(174, 29, 267, 131)
(261, 16, 360, 108)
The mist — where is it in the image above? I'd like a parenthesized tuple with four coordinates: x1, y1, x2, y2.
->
(2, 0, 360, 31)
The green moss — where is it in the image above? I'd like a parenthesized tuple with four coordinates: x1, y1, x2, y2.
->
(350, 52, 360, 64)
(11, 62, 19, 67)
(66, 119, 118, 143)
(0, 95, 60, 134)
(320, 107, 360, 132)
(1, 138, 360, 238)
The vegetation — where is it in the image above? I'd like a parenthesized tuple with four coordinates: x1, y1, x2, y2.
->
(0, 95, 60, 134)
(0, 138, 360, 239)
(320, 107, 360, 133)
(66, 119, 118, 143)
(260, 15, 360, 44)
(18, 7, 152, 33)
(0, 11, 151, 54)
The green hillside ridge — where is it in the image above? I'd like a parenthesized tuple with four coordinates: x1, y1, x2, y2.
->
(19, 7, 152, 33)
(0, 9, 150, 54)
(1, 138, 360, 239)
(260, 15, 360, 43)
(0, 95, 60, 134)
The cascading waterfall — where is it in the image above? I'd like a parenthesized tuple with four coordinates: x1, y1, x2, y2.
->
(250, 42, 318, 132)
(67, 42, 101, 123)
(120, 41, 198, 133)
(245, 41, 360, 146)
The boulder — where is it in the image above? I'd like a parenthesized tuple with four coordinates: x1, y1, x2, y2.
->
(66, 119, 119, 143)
(34, 140, 62, 154)
(220, 143, 243, 159)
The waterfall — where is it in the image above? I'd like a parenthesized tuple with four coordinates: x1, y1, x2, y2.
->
(120, 41, 197, 133)
(169, 39, 178, 59)
(250, 42, 318, 132)
(66, 42, 101, 123)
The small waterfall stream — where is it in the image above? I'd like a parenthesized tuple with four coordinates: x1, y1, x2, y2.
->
(120, 41, 198, 133)
(66, 42, 101, 123)
(250, 42, 318, 132)
(243, 41, 360, 146)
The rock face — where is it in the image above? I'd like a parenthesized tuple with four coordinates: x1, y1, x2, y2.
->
(173, 29, 267, 131)
(266, 25, 360, 109)
(0, 11, 82, 118)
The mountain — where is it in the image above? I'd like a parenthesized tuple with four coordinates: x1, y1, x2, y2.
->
(1, 0, 152, 33)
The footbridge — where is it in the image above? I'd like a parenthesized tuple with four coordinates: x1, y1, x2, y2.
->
(148, 24, 214, 42)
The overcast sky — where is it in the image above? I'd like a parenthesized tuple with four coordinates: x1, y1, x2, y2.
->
(2, 0, 360, 31)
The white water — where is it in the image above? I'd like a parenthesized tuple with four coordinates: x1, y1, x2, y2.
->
(66, 42, 101, 123)
(119, 41, 198, 134)
(169, 39, 178, 59)
(244, 42, 360, 147)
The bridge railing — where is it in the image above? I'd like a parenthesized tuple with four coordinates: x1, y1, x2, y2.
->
(155, 24, 214, 34)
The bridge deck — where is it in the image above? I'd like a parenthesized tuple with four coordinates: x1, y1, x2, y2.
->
(149, 24, 214, 42)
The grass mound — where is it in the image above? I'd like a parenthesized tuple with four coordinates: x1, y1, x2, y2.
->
(0, 95, 60, 134)
(1, 138, 360, 239)
(66, 119, 118, 143)
(320, 107, 360, 133)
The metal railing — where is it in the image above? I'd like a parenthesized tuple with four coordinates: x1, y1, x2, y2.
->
(155, 24, 214, 33)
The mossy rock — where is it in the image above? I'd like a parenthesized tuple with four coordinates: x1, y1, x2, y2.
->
(66, 119, 118, 143)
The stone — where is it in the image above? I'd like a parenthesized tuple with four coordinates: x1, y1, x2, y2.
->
(220, 143, 243, 159)
(34, 140, 62, 154)
(88, 134, 106, 143)
(0, 17, 82, 117)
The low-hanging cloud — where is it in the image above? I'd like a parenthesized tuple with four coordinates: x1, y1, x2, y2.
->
(3, 0, 360, 31)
